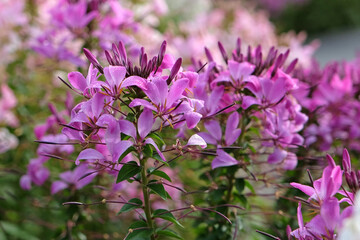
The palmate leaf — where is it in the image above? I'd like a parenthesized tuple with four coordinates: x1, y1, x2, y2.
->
(116, 161, 141, 183)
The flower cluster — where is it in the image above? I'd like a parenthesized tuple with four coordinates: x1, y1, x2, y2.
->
(289, 149, 356, 239)
(9, 1, 360, 239)
(30, 0, 141, 66)
(193, 39, 307, 169)
(294, 60, 360, 153)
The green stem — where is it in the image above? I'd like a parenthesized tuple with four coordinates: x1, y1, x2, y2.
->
(140, 159, 155, 240)
(225, 174, 235, 218)
(224, 110, 248, 216)
(225, 175, 234, 204)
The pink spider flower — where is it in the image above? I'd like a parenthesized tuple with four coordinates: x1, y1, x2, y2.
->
(198, 112, 242, 169)
(20, 157, 50, 190)
(49, 0, 98, 29)
(291, 154, 343, 204)
(129, 75, 202, 129)
(51, 164, 97, 194)
(75, 108, 166, 165)
(242, 75, 288, 109)
(211, 60, 256, 89)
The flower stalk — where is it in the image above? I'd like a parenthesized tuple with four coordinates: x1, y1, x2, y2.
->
(140, 157, 155, 240)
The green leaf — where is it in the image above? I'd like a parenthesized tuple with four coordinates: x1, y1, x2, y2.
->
(143, 144, 153, 158)
(238, 194, 248, 208)
(126, 221, 152, 240)
(118, 146, 136, 163)
(245, 180, 256, 194)
(121, 133, 131, 140)
(209, 188, 225, 203)
(156, 229, 183, 239)
(148, 182, 169, 200)
(152, 152, 169, 166)
(150, 170, 172, 182)
(248, 144, 256, 154)
(235, 178, 245, 193)
(0, 221, 39, 240)
(118, 198, 143, 214)
(117, 161, 141, 183)
(148, 132, 165, 148)
(153, 209, 184, 228)
(126, 113, 135, 122)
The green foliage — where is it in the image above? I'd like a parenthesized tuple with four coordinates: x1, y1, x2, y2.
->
(118, 198, 143, 214)
(153, 209, 183, 228)
(156, 229, 184, 239)
(273, 0, 360, 34)
(116, 161, 141, 183)
(126, 221, 152, 240)
(147, 181, 171, 200)
(149, 170, 172, 182)
(118, 146, 136, 163)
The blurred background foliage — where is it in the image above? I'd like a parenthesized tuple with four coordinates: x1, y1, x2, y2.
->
(266, 0, 360, 35)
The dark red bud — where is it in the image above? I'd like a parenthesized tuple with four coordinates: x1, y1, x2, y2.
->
(218, 41, 228, 64)
(83, 48, 103, 74)
(167, 58, 182, 85)
(205, 47, 214, 62)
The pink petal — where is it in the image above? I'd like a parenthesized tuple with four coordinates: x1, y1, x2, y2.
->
(34, 124, 47, 140)
(138, 109, 154, 139)
(167, 78, 189, 107)
(20, 175, 31, 190)
(342, 148, 351, 172)
(181, 71, 198, 88)
(320, 197, 340, 231)
(268, 148, 287, 164)
(68, 71, 87, 92)
(225, 112, 241, 146)
(306, 215, 327, 237)
(206, 86, 224, 114)
(112, 140, 133, 162)
(282, 152, 298, 170)
(129, 99, 157, 111)
(297, 202, 304, 229)
(144, 81, 161, 105)
(242, 96, 259, 109)
(326, 154, 336, 168)
(228, 60, 255, 80)
(122, 76, 147, 90)
(51, 181, 68, 194)
(204, 120, 222, 142)
(75, 165, 97, 189)
(96, 114, 120, 144)
(290, 182, 315, 197)
(119, 120, 136, 139)
(153, 78, 168, 107)
(212, 150, 238, 169)
(91, 92, 106, 118)
(185, 111, 202, 129)
(144, 138, 166, 162)
(76, 148, 104, 165)
(187, 134, 207, 148)
(197, 132, 218, 145)
(109, 65, 126, 87)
